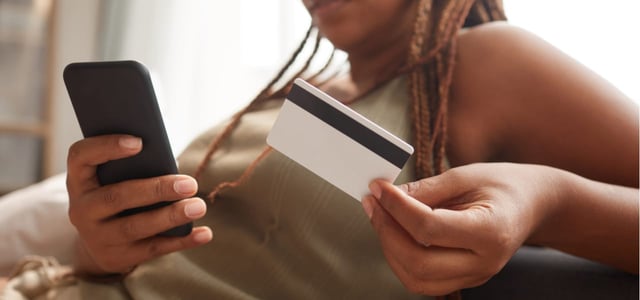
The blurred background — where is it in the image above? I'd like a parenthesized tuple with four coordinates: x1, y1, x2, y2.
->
(0, 0, 638, 195)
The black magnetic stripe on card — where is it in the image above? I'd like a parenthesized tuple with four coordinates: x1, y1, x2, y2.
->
(287, 83, 410, 169)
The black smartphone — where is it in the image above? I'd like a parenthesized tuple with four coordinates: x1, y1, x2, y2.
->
(63, 60, 192, 237)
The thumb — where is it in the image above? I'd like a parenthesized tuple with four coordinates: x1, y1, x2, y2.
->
(370, 180, 485, 249)
(396, 169, 472, 208)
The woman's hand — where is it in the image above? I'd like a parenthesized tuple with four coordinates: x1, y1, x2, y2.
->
(67, 135, 213, 276)
(361, 163, 563, 296)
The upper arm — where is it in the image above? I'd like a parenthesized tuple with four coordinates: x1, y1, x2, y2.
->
(452, 22, 638, 187)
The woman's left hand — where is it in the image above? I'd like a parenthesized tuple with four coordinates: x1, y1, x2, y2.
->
(362, 163, 562, 296)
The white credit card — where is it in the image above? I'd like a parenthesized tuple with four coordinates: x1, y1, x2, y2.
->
(266, 78, 414, 201)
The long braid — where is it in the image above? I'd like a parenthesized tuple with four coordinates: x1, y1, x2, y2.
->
(191, 0, 506, 297)
(307, 48, 337, 83)
(405, 0, 505, 181)
(267, 29, 323, 101)
(431, 0, 476, 174)
(408, 0, 434, 178)
(203, 28, 325, 199)
(195, 0, 507, 210)
(424, 1, 506, 299)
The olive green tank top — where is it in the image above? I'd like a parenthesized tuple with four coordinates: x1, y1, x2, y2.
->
(111, 76, 431, 299)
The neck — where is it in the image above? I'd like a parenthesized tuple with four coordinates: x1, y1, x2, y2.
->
(347, 34, 411, 93)
(342, 12, 416, 99)
(320, 38, 411, 104)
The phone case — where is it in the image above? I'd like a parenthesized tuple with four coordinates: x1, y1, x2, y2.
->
(64, 60, 192, 237)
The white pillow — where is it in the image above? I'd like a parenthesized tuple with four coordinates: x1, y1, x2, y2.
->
(0, 174, 75, 276)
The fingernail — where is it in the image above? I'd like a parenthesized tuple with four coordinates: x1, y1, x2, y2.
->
(119, 136, 142, 149)
(193, 229, 212, 243)
(361, 196, 373, 220)
(185, 200, 206, 218)
(369, 181, 382, 199)
(174, 178, 197, 195)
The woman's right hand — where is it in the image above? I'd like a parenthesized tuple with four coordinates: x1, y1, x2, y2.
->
(66, 134, 212, 276)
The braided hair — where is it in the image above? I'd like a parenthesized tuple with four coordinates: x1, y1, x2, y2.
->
(196, 0, 506, 202)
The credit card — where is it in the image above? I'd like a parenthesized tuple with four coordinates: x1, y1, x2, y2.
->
(266, 78, 414, 201)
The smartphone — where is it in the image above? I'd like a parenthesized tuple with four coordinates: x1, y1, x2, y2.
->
(63, 60, 192, 237)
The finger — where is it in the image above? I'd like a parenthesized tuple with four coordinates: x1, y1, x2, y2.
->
(365, 196, 493, 295)
(104, 197, 206, 243)
(370, 181, 485, 249)
(131, 226, 212, 266)
(98, 226, 213, 273)
(364, 195, 479, 281)
(67, 135, 142, 196)
(394, 168, 475, 208)
(79, 175, 198, 220)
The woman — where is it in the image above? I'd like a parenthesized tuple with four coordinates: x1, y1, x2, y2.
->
(3, 0, 638, 299)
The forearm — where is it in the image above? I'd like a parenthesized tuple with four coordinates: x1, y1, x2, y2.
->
(528, 168, 639, 274)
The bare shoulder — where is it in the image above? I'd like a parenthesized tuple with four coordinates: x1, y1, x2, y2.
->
(447, 22, 545, 166)
(448, 22, 638, 187)
(453, 21, 585, 98)
(456, 21, 540, 63)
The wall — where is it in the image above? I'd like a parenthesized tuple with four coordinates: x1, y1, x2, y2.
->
(49, 0, 100, 175)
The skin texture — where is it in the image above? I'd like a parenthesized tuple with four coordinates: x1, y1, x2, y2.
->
(65, 0, 638, 296)
(305, 0, 418, 99)
(306, 0, 638, 296)
(66, 135, 212, 275)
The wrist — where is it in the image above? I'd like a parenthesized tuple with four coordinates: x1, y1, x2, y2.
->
(525, 165, 574, 246)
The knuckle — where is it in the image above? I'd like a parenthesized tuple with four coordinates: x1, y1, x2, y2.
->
(399, 181, 415, 195)
(119, 219, 139, 240)
(403, 180, 424, 196)
(147, 239, 167, 258)
(168, 203, 183, 225)
(67, 206, 82, 227)
(152, 177, 165, 199)
(66, 141, 82, 165)
(102, 187, 121, 211)
(402, 178, 437, 200)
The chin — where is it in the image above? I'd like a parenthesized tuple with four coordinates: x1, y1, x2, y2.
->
(314, 21, 360, 52)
